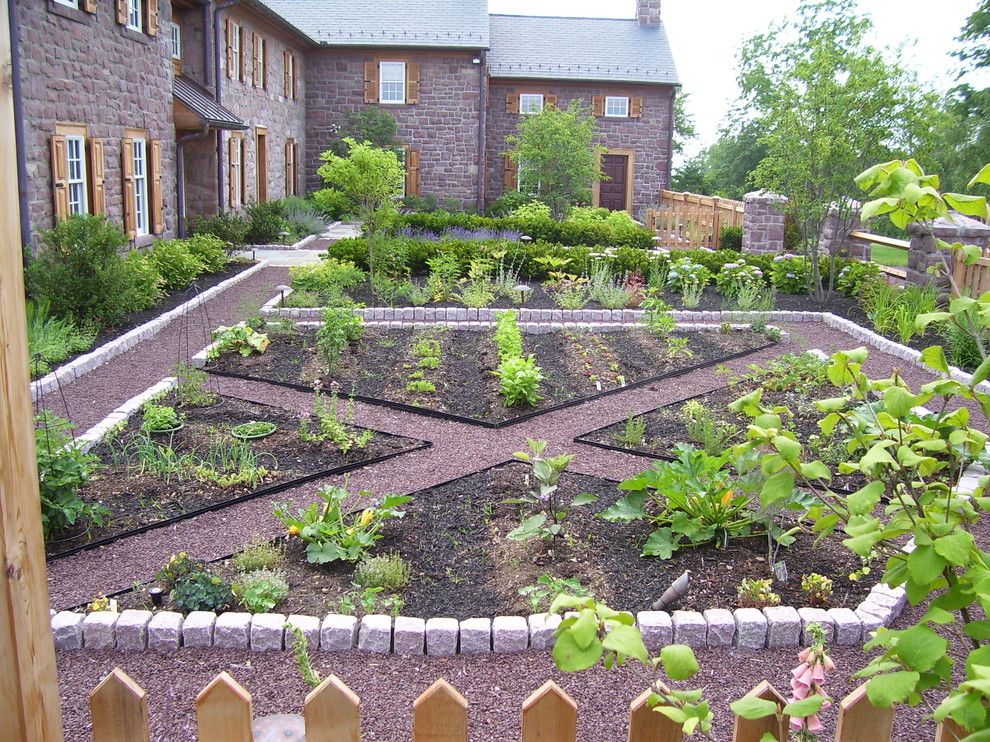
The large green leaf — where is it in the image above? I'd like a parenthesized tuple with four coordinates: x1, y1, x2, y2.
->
(945, 193, 990, 220)
(602, 624, 649, 663)
(783, 695, 826, 717)
(761, 470, 795, 508)
(507, 513, 546, 541)
(969, 163, 990, 188)
(847, 481, 884, 516)
(552, 629, 603, 672)
(896, 626, 948, 673)
(642, 528, 676, 559)
(729, 696, 779, 720)
(660, 644, 700, 681)
(599, 491, 648, 522)
(933, 531, 975, 566)
(866, 671, 920, 707)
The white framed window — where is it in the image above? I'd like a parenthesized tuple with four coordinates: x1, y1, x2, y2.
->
(171, 23, 181, 60)
(231, 23, 242, 81)
(256, 36, 266, 88)
(65, 135, 88, 216)
(520, 93, 544, 115)
(55, 0, 80, 9)
(230, 136, 244, 208)
(379, 61, 406, 105)
(127, 0, 142, 31)
(132, 138, 149, 236)
(605, 96, 630, 118)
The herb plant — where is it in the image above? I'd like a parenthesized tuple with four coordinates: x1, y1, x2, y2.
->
(298, 390, 374, 453)
(316, 308, 364, 371)
(614, 412, 646, 447)
(170, 569, 233, 613)
(353, 552, 411, 591)
(737, 578, 782, 608)
(233, 537, 284, 572)
(232, 569, 290, 612)
(231, 421, 277, 439)
(140, 404, 184, 434)
(493, 310, 543, 407)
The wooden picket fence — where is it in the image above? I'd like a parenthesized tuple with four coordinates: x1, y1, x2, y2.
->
(646, 190, 745, 250)
(88, 668, 967, 742)
(952, 242, 990, 297)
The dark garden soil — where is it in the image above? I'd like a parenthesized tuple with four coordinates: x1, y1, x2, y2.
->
(207, 326, 771, 426)
(40, 260, 257, 379)
(47, 394, 424, 557)
(115, 462, 878, 619)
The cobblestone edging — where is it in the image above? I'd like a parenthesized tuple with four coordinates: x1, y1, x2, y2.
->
(73, 377, 177, 455)
(49, 577, 910, 655)
(30, 260, 268, 402)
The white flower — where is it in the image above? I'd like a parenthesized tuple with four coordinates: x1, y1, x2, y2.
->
(786, 272, 796, 278)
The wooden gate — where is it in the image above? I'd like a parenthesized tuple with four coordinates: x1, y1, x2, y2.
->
(646, 191, 744, 249)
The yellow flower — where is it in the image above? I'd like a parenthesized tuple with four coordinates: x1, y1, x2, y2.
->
(721, 490, 733, 507)
(287, 525, 301, 536)
(359, 508, 376, 527)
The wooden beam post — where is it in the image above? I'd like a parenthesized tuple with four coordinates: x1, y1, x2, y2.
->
(0, 0, 66, 736)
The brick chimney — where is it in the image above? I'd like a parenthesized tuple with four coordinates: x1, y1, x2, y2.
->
(637, 0, 661, 26)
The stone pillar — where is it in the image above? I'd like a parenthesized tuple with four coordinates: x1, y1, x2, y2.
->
(742, 191, 788, 255)
(637, 0, 662, 25)
(907, 213, 990, 290)
(818, 202, 866, 259)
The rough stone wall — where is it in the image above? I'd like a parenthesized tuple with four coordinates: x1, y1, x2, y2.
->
(206, 5, 308, 214)
(817, 203, 867, 260)
(18, 0, 178, 243)
(907, 214, 990, 290)
(304, 48, 483, 207)
(485, 79, 675, 218)
(182, 133, 220, 220)
(174, 5, 209, 89)
(742, 191, 788, 254)
(637, 0, 663, 25)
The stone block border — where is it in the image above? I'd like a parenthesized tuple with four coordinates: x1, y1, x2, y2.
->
(31, 260, 268, 402)
(73, 377, 177, 454)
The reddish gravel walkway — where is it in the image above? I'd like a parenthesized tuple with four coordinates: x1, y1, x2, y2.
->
(45, 288, 983, 740)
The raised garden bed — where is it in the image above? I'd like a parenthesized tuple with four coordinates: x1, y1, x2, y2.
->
(47, 394, 427, 559)
(110, 462, 879, 620)
(207, 325, 774, 427)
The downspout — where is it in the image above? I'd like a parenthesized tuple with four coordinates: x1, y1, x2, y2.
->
(8, 0, 30, 246)
(176, 126, 211, 236)
(213, 0, 238, 214)
(476, 50, 487, 214)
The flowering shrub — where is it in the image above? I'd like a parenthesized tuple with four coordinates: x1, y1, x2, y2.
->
(769, 255, 809, 293)
(715, 261, 765, 298)
(666, 256, 712, 294)
(835, 260, 882, 298)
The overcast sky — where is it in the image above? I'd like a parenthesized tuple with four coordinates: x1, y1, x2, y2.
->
(488, 0, 990, 160)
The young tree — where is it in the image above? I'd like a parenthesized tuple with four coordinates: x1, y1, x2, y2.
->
(317, 138, 403, 281)
(738, 0, 933, 301)
(505, 101, 604, 219)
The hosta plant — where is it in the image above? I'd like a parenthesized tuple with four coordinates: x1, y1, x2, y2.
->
(275, 484, 412, 564)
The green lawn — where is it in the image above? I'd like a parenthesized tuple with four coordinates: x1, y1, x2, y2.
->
(870, 244, 908, 268)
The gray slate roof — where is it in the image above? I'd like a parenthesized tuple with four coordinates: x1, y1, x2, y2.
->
(487, 14, 679, 86)
(256, 0, 489, 48)
(173, 76, 247, 130)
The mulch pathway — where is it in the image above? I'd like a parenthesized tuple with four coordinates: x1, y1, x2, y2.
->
(42, 270, 986, 740)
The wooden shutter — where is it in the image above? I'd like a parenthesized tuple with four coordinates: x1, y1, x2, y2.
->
(145, 0, 158, 36)
(406, 62, 420, 104)
(87, 138, 105, 215)
(83, 0, 97, 13)
(50, 135, 69, 221)
(121, 139, 137, 238)
(293, 142, 300, 194)
(149, 140, 164, 234)
(228, 137, 239, 207)
(116, 0, 128, 25)
(505, 92, 520, 114)
(592, 96, 604, 117)
(292, 56, 298, 100)
(240, 27, 248, 82)
(630, 96, 643, 118)
(226, 19, 235, 79)
(284, 140, 294, 197)
(405, 149, 420, 197)
(364, 61, 379, 104)
(503, 154, 517, 190)
(545, 94, 557, 109)
(252, 34, 260, 86)
(261, 38, 268, 89)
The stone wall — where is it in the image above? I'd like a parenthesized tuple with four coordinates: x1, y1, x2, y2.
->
(174, 4, 210, 89)
(817, 203, 867, 260)
(212, 5, 307, 212)
(18, 0, 178, 243)
(907, 214, 990, 289)
(304, 48, 484, 207)
(742, 191, 788, 254)
(485, 79, 675, 218)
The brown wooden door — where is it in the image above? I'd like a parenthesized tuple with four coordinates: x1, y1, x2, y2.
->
(256, 128, 268, 202)
(599, 154, 628, 211)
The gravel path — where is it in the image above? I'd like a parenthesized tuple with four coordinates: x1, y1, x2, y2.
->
(45, 286, 985, 740)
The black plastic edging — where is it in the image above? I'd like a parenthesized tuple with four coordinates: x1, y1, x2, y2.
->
(207, 340, 776, 430)
(47, 440, 432, 561)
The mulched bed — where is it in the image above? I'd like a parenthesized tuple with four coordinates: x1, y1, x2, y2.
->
(208, 326, 771, 426)
(47, 394, 424, 557)
(115, 462, 877, 619)
(39, 260, 257, 379)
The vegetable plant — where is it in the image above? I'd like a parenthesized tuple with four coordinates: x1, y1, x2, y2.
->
(275, 483, 412, 564)
(298, 390, 374, 453)
(208, 324, 270, 360)
(35, 412, 106, 539)
(232, 568, 290, 612)
(493, 310, 544, 407)
(518, 574, 591, 612)
(140, 404, 184, 434)
(231, 421, 277, 440)
(316, 308, 364, 371)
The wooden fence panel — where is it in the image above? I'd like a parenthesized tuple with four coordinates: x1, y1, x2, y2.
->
(649, 191, 744, 250)
(90, 668, 150, 742)
(521, 680, 578, 742)
(196, 672, 254, 742)
(935, 718, 967, 742)
(834, 683, 893, 742)
(304, 674, 361, 742)
(731, 681, 788, 742)
(953, 250, 990, 298)
(627, 688, 683, 742)
(413, 679, 468, 742)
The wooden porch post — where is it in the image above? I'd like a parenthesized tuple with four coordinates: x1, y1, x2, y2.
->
(0, 0, 66, 737)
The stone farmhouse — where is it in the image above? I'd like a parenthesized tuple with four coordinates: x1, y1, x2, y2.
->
(11, 0, 678, 243)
